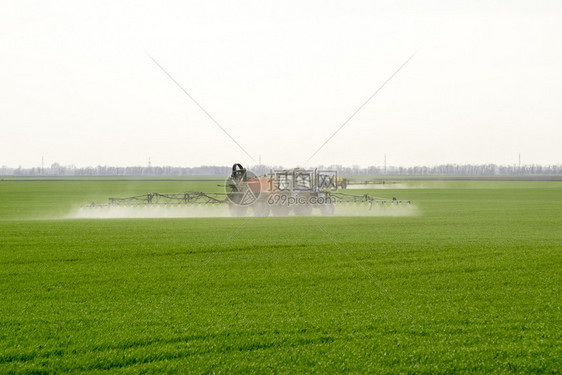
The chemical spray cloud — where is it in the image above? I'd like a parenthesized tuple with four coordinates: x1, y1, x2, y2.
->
(65, 203, 418, 219)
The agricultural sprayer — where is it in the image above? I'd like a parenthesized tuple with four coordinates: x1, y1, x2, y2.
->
(84, 164, 410, 216)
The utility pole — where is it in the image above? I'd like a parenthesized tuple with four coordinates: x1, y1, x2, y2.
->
(384, 153, 387, 175)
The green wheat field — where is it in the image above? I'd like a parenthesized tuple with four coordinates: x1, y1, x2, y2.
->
(0, 178, 560, 373)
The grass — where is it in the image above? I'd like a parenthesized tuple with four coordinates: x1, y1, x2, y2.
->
(0, 179, 560, 373)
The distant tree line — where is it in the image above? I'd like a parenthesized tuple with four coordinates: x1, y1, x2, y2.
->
(0, 163, 232, 177)
(319, 164, 562, 177)
(1, 163, 560, 177)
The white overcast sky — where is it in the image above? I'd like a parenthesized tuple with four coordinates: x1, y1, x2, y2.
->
(1, 0, 561, 168)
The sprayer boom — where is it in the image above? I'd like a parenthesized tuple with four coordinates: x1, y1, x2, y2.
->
(83, 163, 411, 216)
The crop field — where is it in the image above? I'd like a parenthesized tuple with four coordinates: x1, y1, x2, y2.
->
(0, 178, 560, 373)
